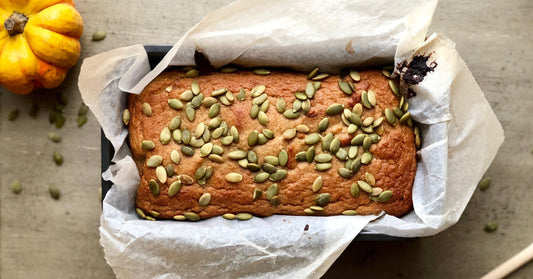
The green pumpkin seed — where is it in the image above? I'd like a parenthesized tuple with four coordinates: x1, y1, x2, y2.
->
(149, 179, 159, 196)
(173, 215, 186, 221)
(136, 208, 146, 218)
(253, 94, 268, 106)
(254, 172, 270, 183)
(350, 158, 362, 173)
(326, 104, 344, 115)
(141, 102, 152, 116)
(225, 173, 243, 183)
(220, 66, 237, 73)
(257, 134, 267, 145)
(211, 127, 224, 139)
(276, 98, 286, 113)
(361, 126, 374, 134)
(348, 112, 363, 126)
(295, 92, 307, 100)
(377, 190, 393, 202)
(258, 111, 268, 125)
(307, 146, 316, 163)
(171, 130, 181, 143)
(91, 30, 106, 41)
(207, 154, 223, 163)
(266, 184, 279, 200)
(338, 80, 353, 95)
(262, 129, 274, 139)
(484, 221, 498, 232)
(264, 156, 279, 166)
(350, 69, 361, 81)
(180, 174, 194, 185)
(315, 153, 332, 163)
(208, 118, 221, 129)
(321, 133, 333, 152)
(347, 124, 358, 134)
(393, 107, 404, 118)
(170, 150, 180, 164)
(206, 103, 220, 118)
(270, 196, 281, 206)
(191, 80, 200, 95)
(350, 183, 360, 198)
(296, 124, 310, 133)
(53, 151, 63, 166)
(211, 88, 227, 97)
(198, 193, 212, 206)
(222, 213, 236, 220)
(144, 216, 156, 221)
(221, 135, 233, 145)
(253, 68, 270, 75)
(184, 212, 200, 222)
(185, 69, 199, 78)
(181, 146, 194, 156)
(373, 117, 384, 128)
(11, 181, 21, 194)
(243, 151, 256, 164)
(150, 210, 160, 218)
(49, 185, 61, 199)
(194, 166, 206, 180)
(312, 176, 322, 192)
(312, 81, 321, 90)
(385, 108, 396, 125)
(168, 99, 183, 110)
(304, 208, 316, 214)
(399, 112, 411, 125)
(122, 109, 130, 125)
(199, 143, 212, 157)
(165, 164, 174, 177)
(361, 152, 373, 164)
(270, 170, 287, 182)
(283, 110, 300, 119)
(363, 136, 372, 151)
(370, 187, 383, 197)
(260, 99, 270, 112)
(262, 163, 277, 174)
(338, 168, 352, 178)
(365, 172, 376, 186)
(250, 188, 262, 200)
(309, 206, 323, 212)
(352, 103, 363, 116)
(228, 150, 246, 160)
(295, 151, 307, 162)
(315, 163, 332, 171)
(329, 138, 341, 153)
(191, 94, 204, 109)
(312, 73, 330, 80)
(357, 180, 373, 193)
(318, 118, 329, 132)
(190, 137, 204, 148)
(336, 148, 348, 160)
(293, 99, 303, 112)
(210, 145, 223, 155)
(54, 114, 65, 128)
(305, 82, 316, 99)
(348, 146, 358, 159)
(146, 155, 162, 167)
(225, 90, 235, 102)
(180, 90, 194, 101)
(478, 177, 491, 191)
(168, 116, 181, 131)
(156, 166, 167, 183)
(236, 88, 246, 100)
(388, 80, 399, 96)
(219, 95, 231, 106)
(246, 163, 261, 172)
(314, 193, 331, 206)
(193, 123, 205, 138)
(403, 102, 409, 113)
(361, 90, 371, 108)
(78, 103, 89, 116)
(279, 150, 288, 166)
(160, 127, 171, 144)
(308, 67, 319, 79)
(250, 104, 259, 119)
(382, 69, 392, 78)
(367, 90, 377, 106)
(248, 130, 259, 146)
(305, 133, 321, 145)
(283, 128, 297, 140)
(236, 212, 253, 220)
(251, 85, 266, 97)
(343, 210, 358, 216)
(185, 103, 195, 122)
(362, 117, 374, 128)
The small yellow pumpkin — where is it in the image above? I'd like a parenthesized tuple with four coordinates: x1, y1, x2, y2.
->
(0, 0, 83, 95)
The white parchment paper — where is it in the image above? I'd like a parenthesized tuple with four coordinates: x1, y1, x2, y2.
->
(78, 0, 504, 278)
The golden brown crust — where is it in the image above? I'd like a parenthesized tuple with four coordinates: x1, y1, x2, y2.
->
(129, 69, 417, 219)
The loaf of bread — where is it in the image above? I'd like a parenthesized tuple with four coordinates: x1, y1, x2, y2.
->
(127, 67, 418, 221)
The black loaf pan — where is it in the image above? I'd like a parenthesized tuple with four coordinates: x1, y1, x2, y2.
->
(100, 45, 406, 241)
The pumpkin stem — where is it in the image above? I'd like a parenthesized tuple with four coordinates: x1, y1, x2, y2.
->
(4, 12, 28, 36)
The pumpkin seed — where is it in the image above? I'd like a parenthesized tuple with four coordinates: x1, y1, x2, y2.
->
(198, 193, 212, 206)
(253, 94, 268, 106)
(168, 116, 181, 131)
(253, 68, 270, 75)
(361, 152, 373, 164)
(382, 69, 392, 78)
(156, 166, 167, 183)
(262, 129, 274, 139)
(11, 181, 21, 194)
(264, 156, 279, 166)
(388, 80, 399, 96)
(225, 90, 235, 102)
(250, 104, 259, 119)
(294, 92, 307, 101)
(346, 124, 357, 134)
(146, 155, 162, 167)
(144, 216, 156, 221)
(122, 109, 130, 125)
(248, 130, 259, 146)
(159, 127, 171, 144)
(220, 66, 237, 73)
(180, 90, 194, 101)
(211, 88, 227, 97)
(279, 150, 288, 166)
(180, 174, 194, 185)
(181, 146, 194, 156)
(184, 212, 200, 222)
(362, 118, 374, 128)
(329, 138, 341, 153)
(191, 94, 204, 109)
(204, 166, 213, 180)
(321, 133, 333, 152)
(221, 135, 233, 145)
(361, 90, 371, 109)
(343, 210, 358, 216)
(206, 154, 222, 163)
(262, 163, 277, 174)
(185, 103, 195, 122)
(49, 185, 61, 199)
(91, 30, 107, 41)
(225, 173, 242, 183)
(338, 168, 352, 178)
(141, 102, 152, 116)
(270, 170, 287, 182)
(312, 82, 321, 91)
(314, 193, 331, 206)
(362, 136, 372, 151)
(312, 73, 330, 80)
(361, 126, 374, 134)
(295, 151, 307, 162)
(149, 179, 159, 196)
(350, 158, 362, 173)
(211, 127, 224, 139)
(136, 208, 146, 218)
(393, 107, 404, 118)
(308, 206, 323, 212)
(190, 137, 204, 148)
(364, 172, 376, 186)
(173, 215, 186, 221)
(208, 118, 221, 129)
(403, 102, 409, 113)
(478, 177, 491, 191)
(312, 176, 323, 192)
(276, 98, 286, 113)
(205, 103, 220, 118)
(399, 112, 411, 125)
(227, 150, 246, 160)
(352, 103, 363, 116)
(305, 82, 316, 99)
(377, 190, 393, 202)
(308, 67, 319, 79)
(250, 188, 262, 200)
(198, 143, 212, 157)
(258, 111, 268, 125)
(260, 99, 270, 112)
(211, 144, 223, 155)
(307, 146, 316, 163)
(258, 134, 268, 145)
(185, 69, 199, 78)
(315, 163, 332, 171)
(348, 146, 358, 159)
(150, 210, 161, 218)
(296, 124, 310, 133)
(349, 69, 361, 81)
(222, 213, 236, 220)
(78, 103, 89, 116)
(191, 80, 200, 95)
(315, 153, 332, 163)
(283, 110, 300, 119)
(54, 114, 65, 128)
(283, 129, 297, 140)
(350, 183, 360, 198)
(357, 180, 373, 193)
(53, 151, 63, 166)
(373, 117, 384, 128)
(304, 208, 316, 214)
(385, 108, 396, 125)
(194, 166, 206, 180)
(236, 213, 253, 220)
(336, 148, 348, 161)
(254, 172, 270, 183)
(370, 187, 383, 197)
(236, 88, 246, 100)
(251, 85, 266, 97)
(246, 163, 261, 172)
(305, 133, 321, 145)
(326, 104, 344, 115)
(266, 184, 279, 200)
(347, 112, 362, 126)
(367, 90, 377, 106)
(318, 118, 329, 132)
(165, 164, 174, 177)
(167, 99, 183, 111)
(270, 196, 281, 206)
(338, 80, 353, 95)
(219, 95, 231, 105)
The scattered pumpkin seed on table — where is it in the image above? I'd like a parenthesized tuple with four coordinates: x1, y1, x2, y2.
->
(91, 30, 106, 41)
(49, 185, 60, 199)
(11, 181, 22, 194)
(53, 151, 63, 166)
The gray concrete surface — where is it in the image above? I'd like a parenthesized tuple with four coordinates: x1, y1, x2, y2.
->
(1, 0, 531, 278)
